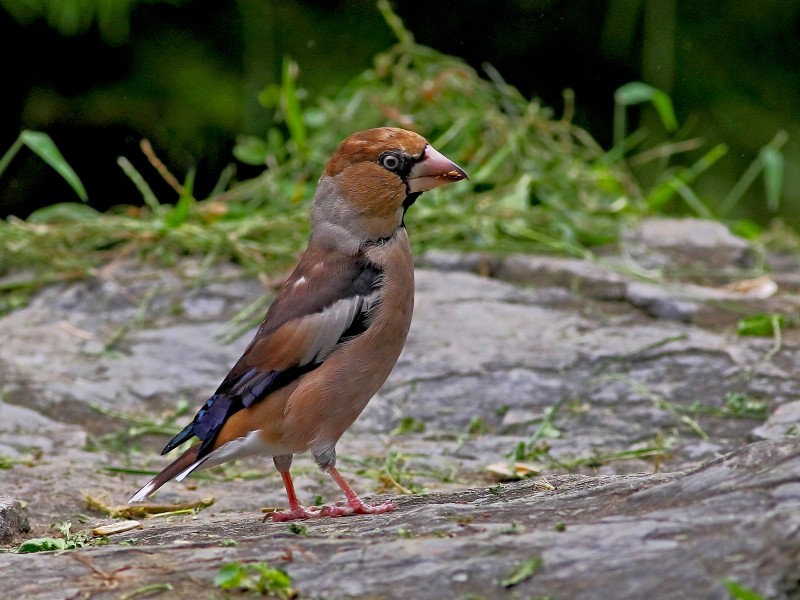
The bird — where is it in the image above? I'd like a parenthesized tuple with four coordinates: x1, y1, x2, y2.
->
(128, 127, 468, 521)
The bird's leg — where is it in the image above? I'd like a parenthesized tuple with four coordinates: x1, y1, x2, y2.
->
(264, 455, 322, 522)
(319, 466, 395, 517)
(312, 447, 393, 517)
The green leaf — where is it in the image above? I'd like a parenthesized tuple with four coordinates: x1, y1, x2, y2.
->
(18, 537, 68, 553)
(253, 563, 293, 591)
(501, 557, 542, 588)
(737, 313, 784, 337)
(233, 135, 269, 166)
(730, 219, 763, 240)
(759, 146, 784, 213)
(19, 130, 88, 201)
(724, 580, 766, 600)
(26, 202, 101, 224)
(213, 563, 246, 589)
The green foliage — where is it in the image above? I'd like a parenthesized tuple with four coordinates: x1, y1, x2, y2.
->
(507, 404, 564, 465)
(286, 523, 309, 537)
(612, 79, 787, 222)
(467, 416, 489, 435)
(229, 0, 640, 255)
(0, 0, 171, 44)
(0, 3, 790, 319)
(614, 81, 678, 147)
(724, 580, 766, 600)
(214, 562, 295, 598)
(84, 399, 191, 453)
(0, 5, 640, 314)
(17, 521, 105, 553)
(737, 313, 787, 337)
(722, 392, 769, 420)
(392, 415, 426, 435)
(0, 130, 87, 201)
(500, 557, 542, 588)
(354, 450, 425, 494)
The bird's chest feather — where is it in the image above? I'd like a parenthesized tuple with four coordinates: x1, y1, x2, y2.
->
(288, 231, 415, 448)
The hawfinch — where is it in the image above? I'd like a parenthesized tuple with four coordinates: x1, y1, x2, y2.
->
(129, 127, 468, 520)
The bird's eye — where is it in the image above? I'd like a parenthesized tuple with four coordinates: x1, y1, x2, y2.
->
(379, 153, 401, 171)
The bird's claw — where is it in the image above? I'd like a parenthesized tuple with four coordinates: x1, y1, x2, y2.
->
(319, 499, 395, 518)
(264, 505, 322, 522)
(265, 499, 394, 522)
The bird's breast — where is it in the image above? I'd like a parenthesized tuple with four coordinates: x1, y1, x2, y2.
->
(284, 229, 415, 451)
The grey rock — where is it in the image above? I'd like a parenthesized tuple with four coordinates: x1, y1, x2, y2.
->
(494, 254, 630, 300)
(626, 281, 701, 321)
(752, 400, 800, 440)
(0, 439, 797, 599)
(0, 497, 30, 544)
(621, 217, 755, 270)
(1, 247, 800, 598)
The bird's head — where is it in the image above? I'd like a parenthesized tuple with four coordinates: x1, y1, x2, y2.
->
(311, 127, 468, 245)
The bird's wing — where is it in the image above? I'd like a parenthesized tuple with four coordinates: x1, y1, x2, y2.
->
(163, 245, 383, 458)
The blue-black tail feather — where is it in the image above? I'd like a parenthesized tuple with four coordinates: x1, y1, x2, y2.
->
(160, 364, 320, 461)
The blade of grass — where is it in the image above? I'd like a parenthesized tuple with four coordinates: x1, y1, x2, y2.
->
(165, 168, 196, 228)
(1, 131, 88, 201)
(719, 130, 787, 217)
(613, 82, 678, 147)
(117, 156, 160, 212)
(647, 143, 727, 211)
(281, 57, 307, 154)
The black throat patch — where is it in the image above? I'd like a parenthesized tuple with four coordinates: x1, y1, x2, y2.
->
(402, 192, 422, 213)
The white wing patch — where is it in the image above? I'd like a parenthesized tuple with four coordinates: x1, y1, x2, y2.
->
(299, 289, 381, 365)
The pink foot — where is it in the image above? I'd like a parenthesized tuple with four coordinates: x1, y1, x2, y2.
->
(265, 499, 395, 521)
(264, 504, 322, 522)
(319, 498, 395, 518)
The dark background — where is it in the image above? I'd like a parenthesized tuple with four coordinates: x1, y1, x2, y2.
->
(2, 0, 799, 227)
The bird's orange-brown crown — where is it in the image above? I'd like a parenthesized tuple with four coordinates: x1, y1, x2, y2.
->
(324, 128, 428, 177)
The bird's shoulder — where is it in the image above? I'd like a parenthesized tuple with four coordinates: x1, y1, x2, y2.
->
(257, 241, 384, 337)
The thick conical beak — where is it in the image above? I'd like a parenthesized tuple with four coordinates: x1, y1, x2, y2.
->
(408, 145, 468, 193)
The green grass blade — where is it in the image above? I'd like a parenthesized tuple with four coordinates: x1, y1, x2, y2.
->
(20, 130, 88, 201)
(282, 57, 307, 153)
(647, 143, 727, 210)
(377, 0, 414, 46)
(614, 82, 679, 142)
(719, 130, 787, 216)
(760, 146, 784, 213)
(0, 136, 24, 178)
(165, 167, 196, 228)
(718, 154, 764, 218)
(674, 182, 715, 220)
(117, 156, 160, 212)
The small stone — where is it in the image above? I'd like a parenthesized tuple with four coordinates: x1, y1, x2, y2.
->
(494, 255, 629, 300)
(751, 401, 800, 440)
(0, 497, 31, 544)
(621, 217, 755, 271)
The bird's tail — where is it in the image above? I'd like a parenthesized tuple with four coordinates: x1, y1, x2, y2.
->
(128, 444, 204, 503)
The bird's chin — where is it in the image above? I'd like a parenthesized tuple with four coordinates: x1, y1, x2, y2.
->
(408, 172, 466, 193)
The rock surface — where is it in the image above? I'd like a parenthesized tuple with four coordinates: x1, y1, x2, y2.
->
(1, 218, 799, 599)
(1, 438, 799, 600)
(0, 497, 30, 544)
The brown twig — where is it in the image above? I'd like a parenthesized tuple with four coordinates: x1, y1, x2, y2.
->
(140, 139, 184, 195)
